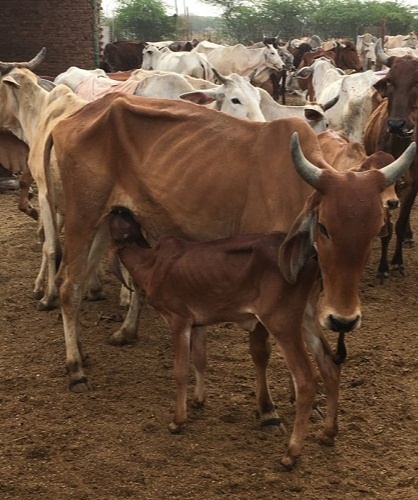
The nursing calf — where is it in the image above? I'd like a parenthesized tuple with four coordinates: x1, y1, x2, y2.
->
(108, 208, 334, 469)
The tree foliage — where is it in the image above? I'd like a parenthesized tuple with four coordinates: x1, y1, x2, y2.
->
(105, 0, 418, 43)
(111, 0, 176, 41)
(204, 0, 418, 42)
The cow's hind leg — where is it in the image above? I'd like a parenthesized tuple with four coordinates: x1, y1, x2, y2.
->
(249, 322, 282, 431)
(35, 194, 62, 310)
(18, 170, 38, 220)
(58, 223, 109, 391)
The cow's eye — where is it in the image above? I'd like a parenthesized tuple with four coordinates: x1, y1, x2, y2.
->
(318, 222, 329, 238)
(231, 98, 241, 104)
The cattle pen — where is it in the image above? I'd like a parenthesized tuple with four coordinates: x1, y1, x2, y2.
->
(0, 186, 417, 498)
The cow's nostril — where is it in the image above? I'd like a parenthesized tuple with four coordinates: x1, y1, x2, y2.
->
(388, 119, 406, 131)
(328, 315, 360, 332)
(387, 199, 399, 209)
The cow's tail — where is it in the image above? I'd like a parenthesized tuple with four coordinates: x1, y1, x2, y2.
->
(43, 132, 62, 273)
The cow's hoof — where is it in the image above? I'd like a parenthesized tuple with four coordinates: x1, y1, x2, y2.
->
(33, 289, 44, 300)
(107, 329, 137, 346)
(191, 400, 205, 409)
(86, 289, 107, 301)
(69, 376, 92, 393)
(318, 432, 336, 447)
(36, 298, 58, 311)
(403, 239, 414, 249)
(279, 454, 297, 471)
(261, 417, 286, 435)
(168, 422, 183, 434)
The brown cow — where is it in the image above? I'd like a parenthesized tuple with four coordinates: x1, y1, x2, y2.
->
(100, 40, 147, 72)
(364, 40, 418, 276)
(295, 41, 362, 100)
(168, 39, 199, 52)
(43, 90, 415, 399)
(0, 130, 36, 219)
(108, 208, 327, 469)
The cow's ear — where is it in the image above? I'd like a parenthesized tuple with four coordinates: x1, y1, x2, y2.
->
(278, 193, 319, 284)
(180, 90, 218, 105)
(3, 75, 21, 88)
(373, 77, 388, 97)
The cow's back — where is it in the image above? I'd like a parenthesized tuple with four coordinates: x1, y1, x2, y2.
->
(52, 94, 325, 242)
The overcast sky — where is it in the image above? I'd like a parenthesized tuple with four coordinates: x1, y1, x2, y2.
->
(101, 0, 223, 17)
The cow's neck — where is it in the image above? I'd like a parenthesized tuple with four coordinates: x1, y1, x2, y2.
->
(13, 78, 50, 146)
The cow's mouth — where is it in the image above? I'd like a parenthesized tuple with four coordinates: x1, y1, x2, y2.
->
(387, 125, 415, 138)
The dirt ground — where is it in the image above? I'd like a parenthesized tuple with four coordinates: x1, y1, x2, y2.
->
(0, 180, 418, 499)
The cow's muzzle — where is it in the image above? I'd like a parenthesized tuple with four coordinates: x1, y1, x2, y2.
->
(387, 119, 414, 138)
(328, 314, 360, 333)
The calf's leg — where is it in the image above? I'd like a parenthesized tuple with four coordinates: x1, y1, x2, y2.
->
(249, 323, 281, 430)
(168, 319, 192, 433)
(190, 326, 207, 407)
(268, 325, 317, 470)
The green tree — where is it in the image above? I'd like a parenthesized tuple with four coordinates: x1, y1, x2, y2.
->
(202, 0, 418, 43)
(112, 0, 176, 41)
(309, 0, 418, 40)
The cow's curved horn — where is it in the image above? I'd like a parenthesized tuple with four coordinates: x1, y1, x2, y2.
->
(322, 94, 339, 111)
(295, 66, 312, 77)
(375, 38, 389, 66)
(26, 47, 46, 70)
(290, 132, 322, 188)
(0, 47, 46, 74)
(380, 142, 416, 186)
(212, 67, 229, 84)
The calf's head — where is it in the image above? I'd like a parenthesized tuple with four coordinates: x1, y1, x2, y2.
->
(108, 208, 150, 288)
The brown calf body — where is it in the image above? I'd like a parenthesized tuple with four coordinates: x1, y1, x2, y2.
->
(108, 208, 338, 469)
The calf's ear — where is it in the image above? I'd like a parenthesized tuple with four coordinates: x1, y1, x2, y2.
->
(278, 193, 319, 284)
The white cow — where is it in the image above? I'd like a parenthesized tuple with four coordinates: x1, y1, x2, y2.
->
(0, 49, 97, 310)
(384, 32, 418, 49)
(141, 44, 215, 81)
(55, 66, 266, 121)
(296, 57, 383, 142)
(257, 87, 338, 133)
(374, 38, 418, 71)
(356, 33, 377, 71)
(132, 69, 267, 121)
(193, 41, 284, 83)
(54, 66, 194, 101)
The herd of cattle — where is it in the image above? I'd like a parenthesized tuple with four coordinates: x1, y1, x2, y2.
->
(1, 29, 418, 469)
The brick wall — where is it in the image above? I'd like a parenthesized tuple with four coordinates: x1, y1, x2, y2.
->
(0, 0, 103, 77)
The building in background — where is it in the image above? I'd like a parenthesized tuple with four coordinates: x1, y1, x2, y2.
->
(0, 0, 103, 77)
